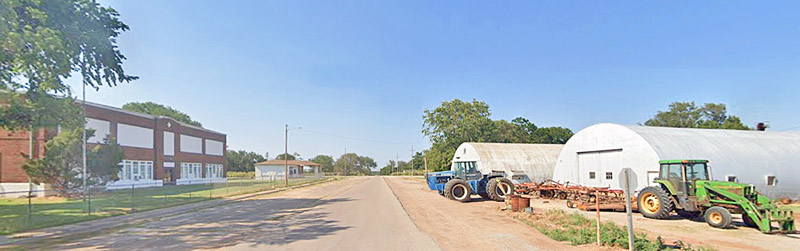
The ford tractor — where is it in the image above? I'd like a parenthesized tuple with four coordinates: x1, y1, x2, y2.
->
(637, 159, 795, 233)
(425, 161, 514, 202)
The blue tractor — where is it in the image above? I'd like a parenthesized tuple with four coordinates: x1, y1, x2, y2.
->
(425, 161, 514, 202)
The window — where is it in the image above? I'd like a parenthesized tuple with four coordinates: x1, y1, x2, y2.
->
(686, 163, 708, 180)
(667, 164, 683, 181)
(118, 160, 154, 181)
(181, 163, 202, 179)
(205, 164, 223, 179)
(766, 175, 777, 186)
(589, 172, 596, 179)
(726, 175, 737, 182)
(605, 172, 613, 180)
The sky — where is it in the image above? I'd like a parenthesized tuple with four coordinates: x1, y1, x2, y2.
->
(68, 0, 800, 168)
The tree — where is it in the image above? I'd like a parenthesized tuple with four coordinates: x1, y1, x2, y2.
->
(275, 153, 296, 161)
(122, 102, 202, 127)
(334, 153, 377, 175)
(310, 155, 334, 172)
(645, 102, 750, 130)
(22, 128, 123, 196)
(226, 150, 266, 172)
(379, 160, 409, 175)
(1, 0, 136, 130)
(421, 99, 574, 171)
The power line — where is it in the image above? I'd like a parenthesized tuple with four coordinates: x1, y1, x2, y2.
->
(298, 128, 424, 145)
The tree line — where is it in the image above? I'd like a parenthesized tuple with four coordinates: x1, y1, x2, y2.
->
(226, 150, 376, 175)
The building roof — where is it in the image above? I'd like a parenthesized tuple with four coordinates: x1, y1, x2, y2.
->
(255, 160, 321, 166)
(621, 124, 800, 164)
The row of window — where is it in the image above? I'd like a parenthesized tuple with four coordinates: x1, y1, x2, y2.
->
(181, 162, 224, 179)
(588, 171, 613, 180)
(118, 160, 223, 181)
(586, 171, 779, 186)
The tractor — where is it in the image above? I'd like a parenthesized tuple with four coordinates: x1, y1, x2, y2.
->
(425, 161, 514, 202)
(637, 159, 795, 233)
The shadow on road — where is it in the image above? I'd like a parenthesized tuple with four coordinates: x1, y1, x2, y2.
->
(50, 197, 354, 250)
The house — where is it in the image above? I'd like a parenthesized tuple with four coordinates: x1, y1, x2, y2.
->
(552, 123, 800, 199)
(254, 160, 320, 180)
(0, 101, 228, 196)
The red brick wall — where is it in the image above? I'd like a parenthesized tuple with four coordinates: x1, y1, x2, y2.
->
(0, 128, 48, 183)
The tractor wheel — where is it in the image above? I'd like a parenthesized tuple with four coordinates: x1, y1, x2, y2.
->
(486, 178, 514, 202)
(557, 192, 568, 200)
(704, 206, 732, 229)
(676, 209, 701, 220)
(444, 179, 472, 203)
(742, 214, 758, 228)
(637, 186, 673, 219)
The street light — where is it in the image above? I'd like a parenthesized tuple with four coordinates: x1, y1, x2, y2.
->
(284, 124, 301, 186)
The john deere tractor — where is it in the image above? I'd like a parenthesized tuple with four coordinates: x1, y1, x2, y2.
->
(637, 159, 795, 233)
(425, 161, 513, 203)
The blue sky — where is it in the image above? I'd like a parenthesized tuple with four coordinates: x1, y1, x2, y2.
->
(69, 1, 800, 168)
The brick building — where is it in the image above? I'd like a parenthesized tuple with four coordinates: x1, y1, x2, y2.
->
(0, 101, 227, 195)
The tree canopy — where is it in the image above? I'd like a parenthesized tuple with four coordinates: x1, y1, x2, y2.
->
(334, 153, 376, 175)
(310, 155, 334, 172)
(275, 153, 297, 161)
(644, 102, 750, 130)
(226, 150, 267, 172)
(1, 0, 135, 131)
(122, 102, 202, 127)
(421, 98, 574, 171)
(22, 128, 124, 196)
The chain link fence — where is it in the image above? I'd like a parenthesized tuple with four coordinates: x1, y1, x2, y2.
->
(0, 174, 330, 235)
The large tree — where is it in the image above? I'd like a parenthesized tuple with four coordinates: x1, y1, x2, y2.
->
(645, 102, 750, 130)
(421, 99, 573, 171)
(1, 0, 136, 131)
(310, 155, 334, 172)
(275, 153, 297, 161)
(226, 150, 266, 172)
(22, 128, 124, 196)
(122, 102, 202, 127)
(334, 153, 376, 175)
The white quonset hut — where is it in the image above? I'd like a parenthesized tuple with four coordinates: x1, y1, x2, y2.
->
(452, 142, 564, 183)
(552, 123, 800, 199)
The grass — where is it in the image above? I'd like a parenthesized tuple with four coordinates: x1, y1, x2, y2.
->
(515, 209, 717, 251)
(0, 176, 333, 235)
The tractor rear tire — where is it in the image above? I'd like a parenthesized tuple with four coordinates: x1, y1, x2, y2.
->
(742, 214, 758, 228)
(444, 179, 472, 203)
(637, 186, 673, 219)
(486, 178, 514, 202)
(704, 206, 732, 229)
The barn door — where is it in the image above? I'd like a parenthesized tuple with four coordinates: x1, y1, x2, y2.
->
(578, 149, 622, 188)
(578, 152, 601, 186)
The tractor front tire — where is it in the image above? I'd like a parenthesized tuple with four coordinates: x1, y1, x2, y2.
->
(704, 206, 732, 229)
(637, 186, 673, 219)
(486, 178, 514, 202)
(444, 179, 472, 203)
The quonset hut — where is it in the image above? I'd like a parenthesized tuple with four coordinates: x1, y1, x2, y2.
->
(451, 142, 563, 184)
(552, 123, 800, 199)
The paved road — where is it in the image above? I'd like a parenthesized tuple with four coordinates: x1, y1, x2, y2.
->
(50, 177, 440, 250)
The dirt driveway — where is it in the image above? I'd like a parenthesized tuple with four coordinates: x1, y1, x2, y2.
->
(384, 176, 577, 251)
(529, 198, 800, 251)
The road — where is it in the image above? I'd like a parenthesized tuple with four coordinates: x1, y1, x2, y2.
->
(49, 177, 440, 250)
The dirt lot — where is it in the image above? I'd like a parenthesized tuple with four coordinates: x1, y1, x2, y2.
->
(529, 197, 800, 251)
(384, 176, 578, 251)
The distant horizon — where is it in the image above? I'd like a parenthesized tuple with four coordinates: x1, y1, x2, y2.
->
(68, 0, 800, 167)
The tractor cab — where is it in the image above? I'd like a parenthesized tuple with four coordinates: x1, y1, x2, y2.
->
(656, 159, 710, 197)
(452, 161, 482, 180)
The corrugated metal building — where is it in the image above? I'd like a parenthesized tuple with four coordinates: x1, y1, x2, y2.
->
(552, 123, 800, 199)
(451, 142, 563, 183)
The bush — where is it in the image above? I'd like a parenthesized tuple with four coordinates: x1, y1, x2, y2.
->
(226, 171, 254, 179)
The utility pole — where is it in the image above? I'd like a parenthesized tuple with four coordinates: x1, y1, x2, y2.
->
(409, 145, 414, 176)
(82, 82, 87, 200)
(284, 124, 288, 187)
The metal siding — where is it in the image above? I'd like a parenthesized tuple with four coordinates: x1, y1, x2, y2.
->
(452, 143, 563, 183)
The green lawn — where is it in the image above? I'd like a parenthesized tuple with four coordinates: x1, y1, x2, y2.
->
(0, 176, 332, 235)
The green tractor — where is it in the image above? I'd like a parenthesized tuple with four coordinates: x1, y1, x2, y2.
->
(637, 159, 795, 233)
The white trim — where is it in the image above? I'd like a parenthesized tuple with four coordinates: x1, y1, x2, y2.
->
(107, 179, 164, 190)
(176, 178, 227, 185)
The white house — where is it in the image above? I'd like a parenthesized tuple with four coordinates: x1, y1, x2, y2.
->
(254, 160, 321, 180)
(552, 123, 800, 199)
(451, 142, 564, 184)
